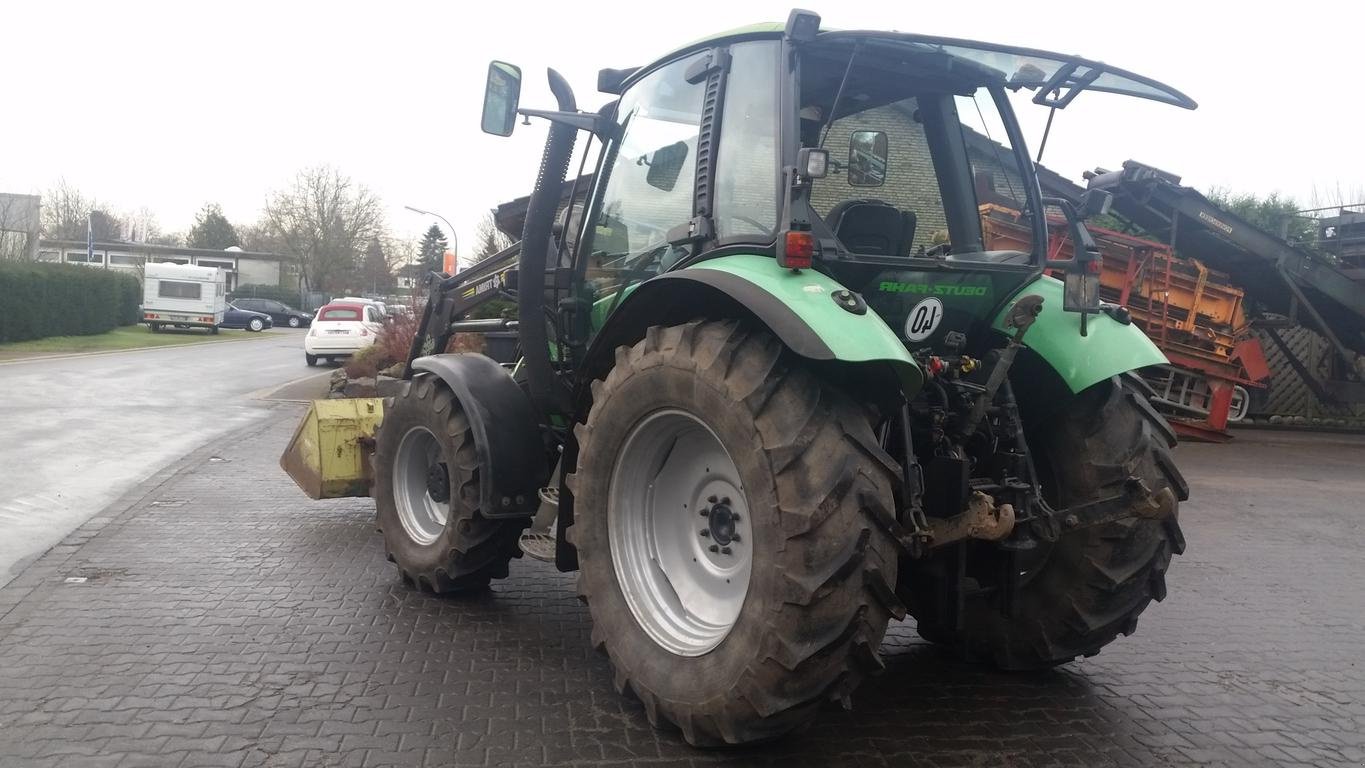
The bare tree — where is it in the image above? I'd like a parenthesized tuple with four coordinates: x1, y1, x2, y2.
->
(40, 179, 99, 240)
(471, 210, 514, 265)
(263, 166, 385, 293)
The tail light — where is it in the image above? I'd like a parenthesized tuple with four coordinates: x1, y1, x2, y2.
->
(360, 328, 369, 337)
(778, 230, 815, 270)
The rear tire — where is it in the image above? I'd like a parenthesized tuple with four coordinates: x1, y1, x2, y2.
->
(569, 320, 901, 745)
(372, 374, 527, 592)
(149, 323, 161, 333)
(209, 325, 220, 335)
(305, 353, 318, 366)
(906, 374, 1187, 669)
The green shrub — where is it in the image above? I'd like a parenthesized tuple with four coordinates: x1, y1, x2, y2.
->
(0, 262, 141, 343)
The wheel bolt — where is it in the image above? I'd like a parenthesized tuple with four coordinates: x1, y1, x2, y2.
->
(699, 509, 709, 517)
(720, 546, 732, 556)
(731, 533, 741, 542)
(721, 497, 731, 505)
(708, 544, 719, 553)
(708, 495, 718, 504)
(699, 529, 709, 538)
(731, 513, 740, 522)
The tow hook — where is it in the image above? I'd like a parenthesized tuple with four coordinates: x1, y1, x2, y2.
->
(1129, 477, 1176, 520)
(925, 491, 1016, 549)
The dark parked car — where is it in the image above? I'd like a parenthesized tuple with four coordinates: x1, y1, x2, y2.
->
(232, 298, 313, 328)
(219, 304, 274, 332)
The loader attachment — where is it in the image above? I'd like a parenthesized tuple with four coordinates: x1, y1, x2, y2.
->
(280, 398, 385, 499)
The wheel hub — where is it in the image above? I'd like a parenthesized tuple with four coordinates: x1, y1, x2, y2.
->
(425, 463, 450, 502)
(702, 498, 739, 548)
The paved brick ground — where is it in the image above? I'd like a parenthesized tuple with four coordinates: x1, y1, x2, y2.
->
(1, 409, 1363, 767)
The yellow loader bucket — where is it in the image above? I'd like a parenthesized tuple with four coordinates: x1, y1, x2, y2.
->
(280, 398, 385, 499)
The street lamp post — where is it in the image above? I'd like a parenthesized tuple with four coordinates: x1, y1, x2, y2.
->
(404, 205, 459, 269)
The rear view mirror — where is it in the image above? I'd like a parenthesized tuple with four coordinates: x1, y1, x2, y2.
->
(848, 130, 888, 187)
(481, 61, 523, 137)
(643, 141, 690, 192)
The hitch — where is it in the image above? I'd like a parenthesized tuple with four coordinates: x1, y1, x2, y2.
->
(923, 491, 1016, 549)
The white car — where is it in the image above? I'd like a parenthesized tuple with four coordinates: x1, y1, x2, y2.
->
(334, 296, 388, 317)
(304, 302, 383, 366)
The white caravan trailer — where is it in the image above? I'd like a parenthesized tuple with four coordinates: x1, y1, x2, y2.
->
(141, 262, 227, 333)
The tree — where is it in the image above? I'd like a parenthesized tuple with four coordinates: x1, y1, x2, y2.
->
(416, 224, 448, 273)
(471, 211, 514, 265)
(263, 166, 385, 293)
(187, 203, 240, 249)
(360, 237, 393, 294)
(1206, 188, 1316, 247)
(41, 180, 100, 240)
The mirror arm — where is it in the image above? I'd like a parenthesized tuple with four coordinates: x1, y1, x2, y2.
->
(517, 109, 611, 139)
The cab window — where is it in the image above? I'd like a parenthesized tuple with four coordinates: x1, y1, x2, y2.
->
(800, 42, 1035, 262)
(579, 52, 705, 299)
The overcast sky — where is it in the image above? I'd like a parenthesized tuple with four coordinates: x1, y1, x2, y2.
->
(2, 0, 1361, 257)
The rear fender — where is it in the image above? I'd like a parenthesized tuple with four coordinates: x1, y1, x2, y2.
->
(410, 353, 548, 519)
(580, 253, 923, 399)
(994, 275, 1167, 393)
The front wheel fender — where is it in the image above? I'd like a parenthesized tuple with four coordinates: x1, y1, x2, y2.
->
(994, 275, 1167, 393)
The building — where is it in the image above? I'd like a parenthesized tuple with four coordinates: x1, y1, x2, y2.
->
(36, 238, 297, 292)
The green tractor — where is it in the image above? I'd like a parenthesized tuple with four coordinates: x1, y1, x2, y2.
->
(288, 10, 1192, 745)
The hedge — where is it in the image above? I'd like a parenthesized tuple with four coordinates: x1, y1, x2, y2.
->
(0, 261, 141, 343)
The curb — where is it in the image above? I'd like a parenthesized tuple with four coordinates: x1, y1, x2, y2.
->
(0, 330, 288, 366)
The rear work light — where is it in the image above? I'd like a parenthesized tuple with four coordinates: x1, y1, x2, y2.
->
(778, 230, 816, 270)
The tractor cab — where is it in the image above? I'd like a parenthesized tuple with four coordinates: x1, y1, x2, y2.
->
(481, 11, 1195, 376)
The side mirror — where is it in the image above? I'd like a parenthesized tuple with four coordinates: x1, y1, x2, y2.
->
(642, 141, 690, 192)
(848, 130, 888, 187)
(481, 61, 523, 137)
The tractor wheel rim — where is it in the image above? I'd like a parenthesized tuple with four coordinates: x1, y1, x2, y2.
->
(393, 426, 450, 545)
(608, 408, 752, 657)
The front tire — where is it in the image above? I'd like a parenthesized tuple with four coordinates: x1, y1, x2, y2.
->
(248, 318, 265, 332)
(372, 374, 527, 592)
(906, 374, 1188, 669)
(288, 316, 302, 328)
(569, 321, 901, 746)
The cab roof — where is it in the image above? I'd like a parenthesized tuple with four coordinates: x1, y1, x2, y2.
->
(619, 22, 1195, 110)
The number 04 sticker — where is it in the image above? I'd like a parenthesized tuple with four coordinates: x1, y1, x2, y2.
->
(904, 297, 943, 342)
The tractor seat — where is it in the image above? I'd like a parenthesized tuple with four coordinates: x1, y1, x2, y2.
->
(827, 199, 917, 258)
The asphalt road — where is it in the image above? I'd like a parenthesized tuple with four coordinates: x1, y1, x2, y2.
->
(0, 329, 330, 588)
